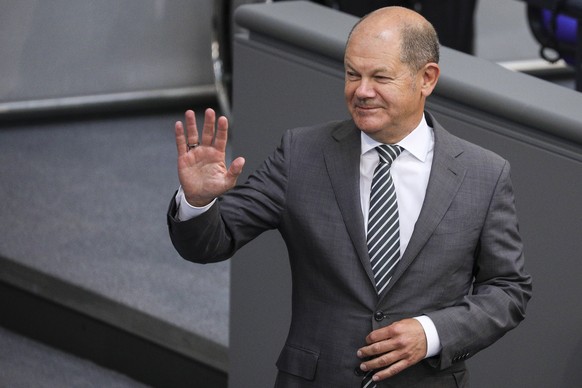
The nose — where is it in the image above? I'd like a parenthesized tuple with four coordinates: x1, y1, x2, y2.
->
(355, 79, 375, 99)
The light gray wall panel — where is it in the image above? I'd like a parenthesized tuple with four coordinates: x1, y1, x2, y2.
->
(0, 0, 214, 103)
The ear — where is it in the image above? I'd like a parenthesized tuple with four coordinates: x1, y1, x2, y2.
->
(420, 63, 440, 97)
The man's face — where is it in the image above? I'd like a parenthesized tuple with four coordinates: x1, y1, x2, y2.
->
(344, 29, 425, 144)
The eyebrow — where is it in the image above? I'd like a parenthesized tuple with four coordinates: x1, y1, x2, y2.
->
(345, 61, 390, 74)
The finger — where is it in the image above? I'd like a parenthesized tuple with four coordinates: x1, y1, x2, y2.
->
(358, 327, 393, 358)
(227, 156, 246, 180)
(213, 115, 229, 151)
(222, 157, 245, 193)
(357, 338, 392, 359)
(175, 120, 188, 156)
(185, 110, 199, 146)
(201, 108, 216, 146)
(369, 359, 410, 382)
(359, 340, 425, 379)
(359, 345, 399, 371)
(366, 326, 392, 345)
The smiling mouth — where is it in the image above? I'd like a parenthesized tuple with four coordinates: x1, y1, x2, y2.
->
(355, 105, 380, 112)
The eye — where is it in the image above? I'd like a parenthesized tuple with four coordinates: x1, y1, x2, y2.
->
(346, 70, 360, 80)
(374, 75, 391, 83)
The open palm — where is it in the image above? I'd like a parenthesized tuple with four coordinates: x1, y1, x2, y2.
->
(174, 109, 245, 207)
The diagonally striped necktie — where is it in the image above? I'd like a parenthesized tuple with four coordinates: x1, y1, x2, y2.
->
(367, 144, 403, 295)
(362, 144, 403, 387)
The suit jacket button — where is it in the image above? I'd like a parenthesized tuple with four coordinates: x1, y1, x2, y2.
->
(374, 311, 385, 321)
(354, 367, 365, 376)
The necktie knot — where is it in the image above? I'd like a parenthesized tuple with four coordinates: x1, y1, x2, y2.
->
(376, 144, 403, 165)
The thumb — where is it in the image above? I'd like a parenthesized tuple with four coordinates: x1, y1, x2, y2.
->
(227, 156, 245, 180)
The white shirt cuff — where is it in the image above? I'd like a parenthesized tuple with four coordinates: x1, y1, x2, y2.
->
(175, 186, 216, 221)
(413, 315, 442, 358)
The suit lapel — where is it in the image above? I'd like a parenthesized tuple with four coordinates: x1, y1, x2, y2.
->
(381, 118, 467, 296)
(323, 121, 376, 285)
(323, 116, 468, 296)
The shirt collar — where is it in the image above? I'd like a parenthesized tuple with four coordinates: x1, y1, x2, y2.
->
(360, 114, 433, 163)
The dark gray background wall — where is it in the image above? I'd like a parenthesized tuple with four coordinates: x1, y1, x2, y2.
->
(230, 2, 582, 388)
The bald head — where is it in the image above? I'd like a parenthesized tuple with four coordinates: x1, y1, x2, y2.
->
(347, 6, 440, 74)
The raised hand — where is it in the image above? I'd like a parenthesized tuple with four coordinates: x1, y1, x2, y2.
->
(174, 108, 245, 207)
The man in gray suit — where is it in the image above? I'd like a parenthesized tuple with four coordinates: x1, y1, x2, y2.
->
(167, 7, 531, 387)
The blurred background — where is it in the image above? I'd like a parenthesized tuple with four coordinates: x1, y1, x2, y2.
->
(0, 0, 578, 387)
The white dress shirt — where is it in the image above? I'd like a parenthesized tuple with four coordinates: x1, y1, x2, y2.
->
(176, 115, 442, 358)
(360, 115, 441, 358)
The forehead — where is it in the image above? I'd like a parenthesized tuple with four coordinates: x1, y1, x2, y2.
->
(345, 29, 401, 69)
(346, 24, 400, 53)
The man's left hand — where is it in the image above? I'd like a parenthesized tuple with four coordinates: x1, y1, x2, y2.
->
(357, 318, 427, 382)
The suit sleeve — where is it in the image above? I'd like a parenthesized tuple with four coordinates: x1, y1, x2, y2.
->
(426, 160, 532, 370)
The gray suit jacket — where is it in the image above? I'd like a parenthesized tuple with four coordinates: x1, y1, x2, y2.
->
(167, 113, 532, 387)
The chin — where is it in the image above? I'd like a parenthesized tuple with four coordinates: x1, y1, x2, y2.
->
(353, 118, 382, 133)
